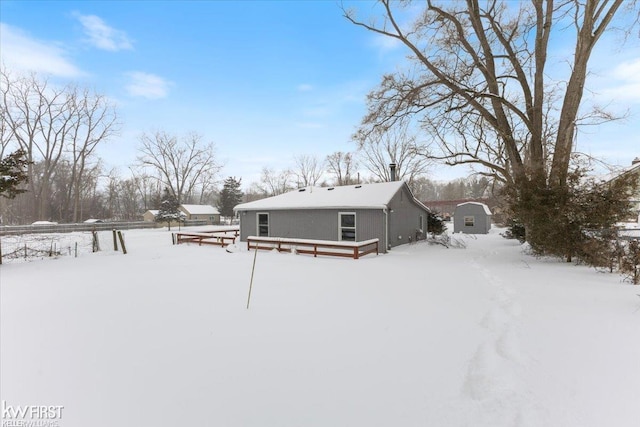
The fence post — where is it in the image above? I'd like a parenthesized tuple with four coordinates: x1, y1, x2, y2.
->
(92, 231, 100, 252)
(0, 237, 3, 265)
(112, 229, 118, 251)
(117, 231, 127, 255)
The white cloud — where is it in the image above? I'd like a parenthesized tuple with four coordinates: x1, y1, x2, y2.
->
(74, 13, 133, 51)
(370, 33, 403, 53)
(0, 23, 84, 77)
(125, 71, 171, 99)
(296, 122, 324, 129)
(597, 57, 640, 104)
(297, 84, 313, 92)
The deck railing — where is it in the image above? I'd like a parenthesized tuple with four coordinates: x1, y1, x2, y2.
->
(174, 228, 239, 247)
(246, 236, 379, 259)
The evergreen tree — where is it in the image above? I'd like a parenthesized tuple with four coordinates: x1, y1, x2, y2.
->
(156, 188, 183, 230)
(504, 168, 639, 264)
(0, 149, 29, 199)
(218, 177, 243, 218)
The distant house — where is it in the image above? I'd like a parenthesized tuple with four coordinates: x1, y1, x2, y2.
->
(453, 202, 492, 234)
(179, 204, 220, 224)
(606, 157, 640, 222)
(143, 210, 159, 222)
(233, 181, 431, 252)
(143, 205, 220, 225)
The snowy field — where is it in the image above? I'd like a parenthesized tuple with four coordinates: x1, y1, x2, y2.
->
(1, 226, 639, 427)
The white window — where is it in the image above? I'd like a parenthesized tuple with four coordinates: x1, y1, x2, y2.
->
(464, 216, 475, 227)
(257, 213, 269, 237)
(339, 212, 356, 241)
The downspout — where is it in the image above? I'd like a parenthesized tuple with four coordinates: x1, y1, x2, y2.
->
(383, 207, 389, 252)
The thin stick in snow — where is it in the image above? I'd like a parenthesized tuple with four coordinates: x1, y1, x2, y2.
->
(246, 245, 258, 309)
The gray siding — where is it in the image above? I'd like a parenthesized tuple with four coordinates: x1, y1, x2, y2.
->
(238, 209, 388, 251)
(453, 204, 491, 234)
(387, 185, 430, 248)
(237, 183, 431, 253)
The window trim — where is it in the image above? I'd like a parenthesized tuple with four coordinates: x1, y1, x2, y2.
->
(338, 212, 356, 242)
(257, 212, 269, 237)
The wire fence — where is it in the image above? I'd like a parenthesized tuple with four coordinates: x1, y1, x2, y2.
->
(0, 221, 205, 236)
(0, 231, 103, 264)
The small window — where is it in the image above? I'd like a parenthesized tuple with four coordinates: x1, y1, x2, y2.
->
(339, 212, 356, 241)
(464, 216, 475, 227)
(419, 215, 424, 231)
(257, 213, 269, 237)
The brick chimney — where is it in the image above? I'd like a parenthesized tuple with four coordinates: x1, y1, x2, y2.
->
(390, 163, 397, 181)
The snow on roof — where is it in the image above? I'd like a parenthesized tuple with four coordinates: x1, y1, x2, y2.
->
(180, 204, 220, 215)
(600, 160, 640, 183)
(456, 201, 492, 215)
(145, 210, 159, 216)
(235, 181, 420, 211)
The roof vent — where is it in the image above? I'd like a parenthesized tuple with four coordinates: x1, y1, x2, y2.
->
(327, 187, 335, 191)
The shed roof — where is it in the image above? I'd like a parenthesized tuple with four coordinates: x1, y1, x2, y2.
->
(180, 204, 220, 215)
(456, 202, 492, 215)
(235, 181, 427, 211)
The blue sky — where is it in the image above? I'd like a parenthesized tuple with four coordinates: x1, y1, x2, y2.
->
(1, 0, 640, 187)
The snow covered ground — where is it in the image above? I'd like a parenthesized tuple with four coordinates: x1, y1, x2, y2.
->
(1, 227, 639, 427)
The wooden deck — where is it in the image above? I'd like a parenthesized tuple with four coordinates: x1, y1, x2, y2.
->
(246, 236, 379, 259)
(174, 227, 239, 247)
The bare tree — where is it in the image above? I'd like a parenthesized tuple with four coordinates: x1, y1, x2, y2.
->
(64, 87, 118, 222)
(293, 154, 325, 187)
(344, 0, 630, 187)
(354, 121, 430, 185)
(1, 70, 72, 220)
(137, 131, 221, 205)
(326, 151, 358, 186)
(0, 68, 118, 222)
(256, 167, 293, 196)
(129, 166, 162, 211)
(344, 0, 634, 245)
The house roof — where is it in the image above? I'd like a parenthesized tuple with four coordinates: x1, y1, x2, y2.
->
(602, 160, 640, 183)
(180, 204, 220, 215)
(145, 210, 159, 216)
(235, 181, 429, 211)
(456, 202, 492, 215)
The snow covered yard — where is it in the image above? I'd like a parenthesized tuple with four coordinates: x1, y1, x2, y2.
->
(1, 227, 639, 427)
